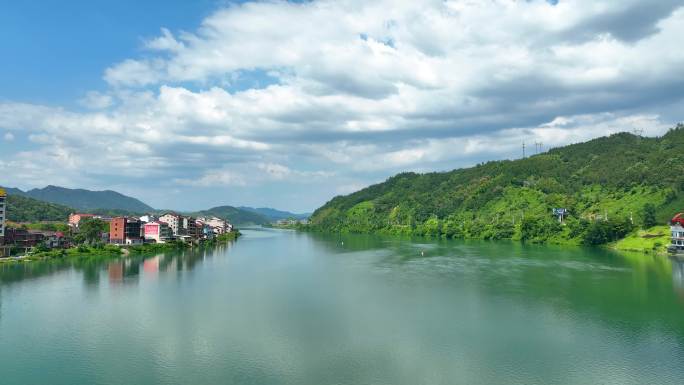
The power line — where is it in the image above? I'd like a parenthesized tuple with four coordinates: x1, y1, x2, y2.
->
(534, 141, 543, 154)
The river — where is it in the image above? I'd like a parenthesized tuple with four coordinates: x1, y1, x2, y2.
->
(1, 227, 683, 384)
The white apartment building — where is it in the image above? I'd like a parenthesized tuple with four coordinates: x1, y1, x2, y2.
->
(159, 213, 182, 236)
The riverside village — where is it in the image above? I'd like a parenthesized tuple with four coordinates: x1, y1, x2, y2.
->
(0, 188, 234, 258)
(3, 186, 684, 258)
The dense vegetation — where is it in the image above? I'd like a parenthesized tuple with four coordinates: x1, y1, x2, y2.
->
(309, 125, 684, 246)
(5, 194, 74, 222)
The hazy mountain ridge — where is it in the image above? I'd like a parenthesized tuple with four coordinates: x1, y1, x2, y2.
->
(6, 185, 154, 212)
(193, 206, 270, 226)
(238, 207, 310, 221)
(1, 186, 270, 226)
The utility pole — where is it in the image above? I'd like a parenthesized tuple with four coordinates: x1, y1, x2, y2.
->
(522, 141, 526, 158)
(535, 141, 543, 154)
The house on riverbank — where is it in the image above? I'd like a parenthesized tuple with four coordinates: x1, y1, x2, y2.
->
(143, 221, 172, 244)
(110, 217, 143, 245)
(669, 213, 684, 253)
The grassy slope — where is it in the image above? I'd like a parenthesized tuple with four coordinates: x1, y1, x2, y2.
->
(612, 226, 670, 255)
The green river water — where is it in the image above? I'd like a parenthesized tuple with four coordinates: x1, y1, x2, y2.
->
(1, 227, 683, 384)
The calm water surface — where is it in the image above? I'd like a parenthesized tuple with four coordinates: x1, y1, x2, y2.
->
(1, 228, 683, 385)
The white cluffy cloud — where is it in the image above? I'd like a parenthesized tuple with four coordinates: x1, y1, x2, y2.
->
(1, 0, 684, 211)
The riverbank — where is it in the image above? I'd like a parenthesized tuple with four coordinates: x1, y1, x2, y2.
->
(610, 225, 670, 255)
(301, 223, 678, 258)
(0, 231, 241, 264)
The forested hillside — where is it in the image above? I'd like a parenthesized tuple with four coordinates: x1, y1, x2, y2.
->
(5, 195, 74, 222)
(309, 125, 684, 245)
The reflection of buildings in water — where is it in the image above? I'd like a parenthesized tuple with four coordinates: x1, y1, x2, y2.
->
(143, 255, 162, 278)
(108, 262, 123, 283)
(164, 256, 178, 273)
(108, 260, 141, 284)
(137, 242, 236, 280)
(672, 257, 684, 293)
(124, 259, 140, 281)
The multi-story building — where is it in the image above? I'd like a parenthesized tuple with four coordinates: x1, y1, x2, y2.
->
(182, 216, 200, 239)
(670, 213, 684, 253)
(0, 188, 6, 244)
(198, 216, 232, 235)
(110, 217, 143, 245)
(143, 221, 172, 244)
(159, 213, 182, 236)
(110, 217, 126, 244)
(125, 218, 143, 243)
(3, 228, 46, 249)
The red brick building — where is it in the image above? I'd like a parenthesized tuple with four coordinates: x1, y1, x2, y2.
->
(109, 217, 142, 245)
(110, 217, 126, 244)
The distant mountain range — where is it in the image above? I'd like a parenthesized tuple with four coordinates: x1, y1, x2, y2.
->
(5, 185, 154, 212)
(239, 207, 310, 221)
(193, 206, 271, 226)
(1, 185, 300, 226)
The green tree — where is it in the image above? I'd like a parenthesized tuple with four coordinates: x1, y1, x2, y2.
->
(73, 218, 108, 245)
(642, 203, 657, 228)
(584, 221, 611, 245)
(584, 217, 633, 245)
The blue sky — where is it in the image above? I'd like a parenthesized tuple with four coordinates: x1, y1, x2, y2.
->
(0, 0, 219, 104)
(1, 0, 684, 213)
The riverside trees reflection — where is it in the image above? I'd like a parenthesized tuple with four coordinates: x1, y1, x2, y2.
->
(0, 242, 235, 288)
